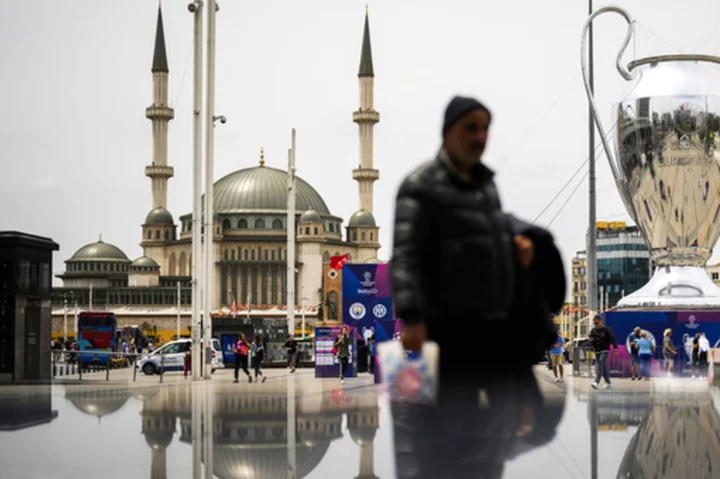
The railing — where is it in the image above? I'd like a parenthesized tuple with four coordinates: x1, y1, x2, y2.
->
(572, 346, 596, 378)
(50, 350, 176, 383)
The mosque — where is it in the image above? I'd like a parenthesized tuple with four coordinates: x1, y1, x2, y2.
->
(51, 6, 382, 340)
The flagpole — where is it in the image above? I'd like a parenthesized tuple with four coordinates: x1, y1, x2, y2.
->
(286, 129, 296, 337)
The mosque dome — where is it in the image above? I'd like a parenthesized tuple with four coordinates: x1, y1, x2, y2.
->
(211, 442, 331, 479)
(64, 387, 132, 421)
(348, 210, 376, 227)
(210, 165, 331, 215)
(144, 207, 174, 226)
(142, 412, 176, 450)
(69, 239, 129, 262)
(131, 256, 160, 268)
(299, 208, 322, 224)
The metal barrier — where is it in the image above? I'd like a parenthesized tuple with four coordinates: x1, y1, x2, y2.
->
(49, 350, 174, 383)
(572, 346, 595, 378)
(572, 346, 632, 378)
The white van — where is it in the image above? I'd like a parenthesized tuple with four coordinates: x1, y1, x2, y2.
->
(137, 338, 224, 375)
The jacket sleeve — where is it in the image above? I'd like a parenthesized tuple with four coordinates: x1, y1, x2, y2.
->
(390, 177, 431, 326)
(609, 328, 618, 349)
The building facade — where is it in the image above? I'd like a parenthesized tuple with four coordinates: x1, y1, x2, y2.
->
(595, 222, 650, 310)
(51, 7, 382, 339)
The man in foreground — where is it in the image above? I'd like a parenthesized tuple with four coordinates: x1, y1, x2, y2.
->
(389, 96, 565, 478)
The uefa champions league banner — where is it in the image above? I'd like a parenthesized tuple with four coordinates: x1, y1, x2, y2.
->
(604, 310, 720, 377)
(342, 264, 394, 341)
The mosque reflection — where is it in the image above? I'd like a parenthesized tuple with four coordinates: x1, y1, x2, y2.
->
(63, 381, 380, 479)
(577, 390, 720, 478)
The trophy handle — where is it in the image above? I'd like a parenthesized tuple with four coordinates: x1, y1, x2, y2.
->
(581, 5, 636, 182)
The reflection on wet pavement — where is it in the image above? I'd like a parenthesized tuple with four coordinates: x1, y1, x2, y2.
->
(0, 369, 719, 478)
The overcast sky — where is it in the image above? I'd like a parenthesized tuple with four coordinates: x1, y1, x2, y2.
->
(3, 0, 720, 288)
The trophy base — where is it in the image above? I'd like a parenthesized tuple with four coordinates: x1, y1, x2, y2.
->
(616, 266, 720, 310)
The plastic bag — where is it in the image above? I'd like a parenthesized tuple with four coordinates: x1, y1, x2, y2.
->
(378, 340, 439, 405)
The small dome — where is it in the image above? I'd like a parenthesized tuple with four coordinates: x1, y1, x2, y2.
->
(145, 207, 174, 226)
(70, 239, 129, 261)
(348, 210, 376, 227)
(131, 256, 160, 269)
(299, 208, 321, 224)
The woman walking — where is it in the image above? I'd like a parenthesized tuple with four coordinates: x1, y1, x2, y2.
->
(234, 333, 253, 383)
(663, 329, 677, 377)
(335, 326, 351, 384)
(636, 332, 654, 380)
(251, 335, 267, 383)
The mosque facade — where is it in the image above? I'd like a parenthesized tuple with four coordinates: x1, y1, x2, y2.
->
(51, 6, 382, 339)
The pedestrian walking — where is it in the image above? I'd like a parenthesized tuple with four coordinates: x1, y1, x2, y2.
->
(663, 329, 677, 377)
(692, 332, 701, 379)
(629, 327, 642, 380)
(389, 95, 566, 478)
(284, 335, 298, 373)
(368, 335, 377, 374)
(335, 326, 351, 383)
(550, 334, 565, 382)
(233, 333, 252, 383)
(589, 315, 618, 390)
(251, 335, 267, 383)
(636, 331, 654, 380)
(698, 332, 710, 378)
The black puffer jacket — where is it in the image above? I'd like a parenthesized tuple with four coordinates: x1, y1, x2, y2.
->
(390, 150, 515, 333)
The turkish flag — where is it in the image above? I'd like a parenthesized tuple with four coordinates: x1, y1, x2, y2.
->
(329, 254, 349, 270)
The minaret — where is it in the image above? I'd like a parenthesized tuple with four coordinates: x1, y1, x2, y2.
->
(145, 5, 175, 210)
(352, 8, 380, 214)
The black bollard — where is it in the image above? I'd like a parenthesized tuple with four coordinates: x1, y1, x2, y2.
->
(160, 354, 165, 384)
(106, 357, 110, 381)
(133, 355, 137, 382)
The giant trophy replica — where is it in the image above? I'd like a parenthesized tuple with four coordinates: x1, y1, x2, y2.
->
(583, 6, 720, 309)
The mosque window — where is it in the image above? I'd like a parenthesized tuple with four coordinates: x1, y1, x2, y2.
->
(224, 250, 229, 260)
(238, 219, 248, 229)
(244, 249, 248, 261)
(305, 227, 310, 235)
(231, 250, 235, 260)
(164, 230, 170, 240)
(329, 223, 334, 233)
(90, 263, 95, 271)
(272, 219, 283, 229)
(264, 250, 268, 261)
(252, 250, 256, 261)
(279, 247, 283, 259)
(352, 231, 358, 242)
(147, 231, 152, 240)
(255, 218, 266, 229)
(237, 247, 242, 259)
(370, 232, 374, 241)
(361, 232, 366, 241)
(314, 227, 318, 235)
(188, 222, 192, 232)
(271, 250, 275, 261)
(155, 230, 161, 240)
(323, 251, 330, 263)
(222, 219, 231, 230)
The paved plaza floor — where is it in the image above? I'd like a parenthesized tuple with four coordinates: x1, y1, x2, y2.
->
(1, 365, 718, 478)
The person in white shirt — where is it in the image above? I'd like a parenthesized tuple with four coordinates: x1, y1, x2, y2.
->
(698, 332, 711, 378)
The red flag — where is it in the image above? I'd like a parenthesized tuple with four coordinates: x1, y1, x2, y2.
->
(329, 254, 349, 270)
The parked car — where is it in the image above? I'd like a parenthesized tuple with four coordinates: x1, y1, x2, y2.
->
(137, 338, 224, 375)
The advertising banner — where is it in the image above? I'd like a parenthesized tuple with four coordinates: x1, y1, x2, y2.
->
(314, 326, 358, 378)
(603, 310, 720, 377)
(342, 263, 393, 340)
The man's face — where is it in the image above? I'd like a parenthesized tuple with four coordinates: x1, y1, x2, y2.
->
(443, 109, 490, 170)
(594, 319, 603, 328)
(634, 328, 641, 335)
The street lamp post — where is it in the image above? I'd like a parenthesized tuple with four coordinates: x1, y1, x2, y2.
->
(202, 0, 218, 381)
(188, 0, 203, 382)
(63, 296, 68, 343)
